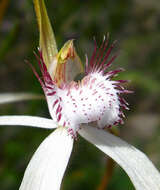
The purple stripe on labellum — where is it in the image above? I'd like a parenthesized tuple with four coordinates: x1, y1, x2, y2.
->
(105, 68, 125, 76)
(56, 104, 61, 115)
(67, 128, 78, 139)
(45, 85, 54, 90)
(86, 36, 118, 74)
(53, 99, 59, 107)
(84, 37, 125, 82)
(118, 90, 133, 94)
(30, 50, 58, 97)
(57, 113, 62, 122)
(92, 37, 108, 71)
(33, 52, 44, 75)
(100, 40, 117, 68)
(47, 91, 56, 96)
(35, 50, 55, 86)
(96, 35, 109, 66)
(114, 80, 130, 84)
(115, 85, 125, 91)
(119, 111, 126, 118)
(25, 60, 45, 90)
(38, 50, 48, 73)
(119, 97, 129, 105)
(89, 38, 97, 69)
(102, 54, 118, 72)
(121, 104, 129, 110)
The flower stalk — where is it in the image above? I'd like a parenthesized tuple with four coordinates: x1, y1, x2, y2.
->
(97, 158, 115, 190)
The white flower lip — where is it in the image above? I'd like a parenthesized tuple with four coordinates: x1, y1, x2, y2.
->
(30, 38, 130, 137)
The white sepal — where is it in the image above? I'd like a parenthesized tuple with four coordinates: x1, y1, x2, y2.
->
(79, 125, 160, 190)
(0, 116, 57, 129)
(19, 127, 73, 190)
(0, 93, 44, 104)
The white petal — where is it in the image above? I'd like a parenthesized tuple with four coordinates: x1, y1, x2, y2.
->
(0, 93, 44, 104)
(0, 116, 56, 129)
(79, 126, 160, 190)
(19, 127, 73, 190)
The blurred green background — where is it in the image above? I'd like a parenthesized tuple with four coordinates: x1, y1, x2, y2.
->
(0, 0, 160, 189)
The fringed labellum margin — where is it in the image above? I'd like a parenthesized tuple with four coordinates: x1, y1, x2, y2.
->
(30, 37, 131, 138)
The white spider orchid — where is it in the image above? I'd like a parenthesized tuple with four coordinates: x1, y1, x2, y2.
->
(0, 0, 160, 190)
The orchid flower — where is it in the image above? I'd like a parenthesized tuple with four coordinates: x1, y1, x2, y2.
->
(0, 0, 160, 190)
